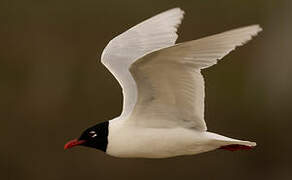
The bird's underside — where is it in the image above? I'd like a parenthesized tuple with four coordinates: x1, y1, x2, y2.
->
(106, 120, 256, 158)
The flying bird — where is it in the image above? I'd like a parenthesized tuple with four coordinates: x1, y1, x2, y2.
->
(64, 8, 262, 158)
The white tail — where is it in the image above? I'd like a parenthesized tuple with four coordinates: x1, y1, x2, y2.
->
(207, 132, 256, 150)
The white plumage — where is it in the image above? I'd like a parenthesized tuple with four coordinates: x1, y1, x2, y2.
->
(100, 8, 262, 158)
(101, 8, 184, 119)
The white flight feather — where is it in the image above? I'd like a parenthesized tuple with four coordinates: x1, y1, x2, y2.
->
(101, 8, 262, 131)
(101, 8, 184, 118)
(128, 25, 262, 130)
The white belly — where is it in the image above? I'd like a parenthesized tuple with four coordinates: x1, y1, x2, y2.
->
(106, 120, 217, 158)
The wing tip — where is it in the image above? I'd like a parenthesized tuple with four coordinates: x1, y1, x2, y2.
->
(163, 7, 185, 23)
(169, 7, 185, 30)
(167, 7, 185, 15)
(248, 24, 263, 35)
(240, 24, 263, 37)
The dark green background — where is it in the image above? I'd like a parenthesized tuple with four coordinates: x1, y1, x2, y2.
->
(1, 0, 291, 180)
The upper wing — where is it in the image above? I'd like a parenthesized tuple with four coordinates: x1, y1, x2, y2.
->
(128, 25, 262, 130)
(101, 8, 184, 118)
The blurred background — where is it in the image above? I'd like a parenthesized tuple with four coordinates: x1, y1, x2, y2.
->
(1, 0, 291, 179)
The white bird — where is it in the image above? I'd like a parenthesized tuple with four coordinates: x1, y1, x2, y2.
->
(64, 8, 262, 158)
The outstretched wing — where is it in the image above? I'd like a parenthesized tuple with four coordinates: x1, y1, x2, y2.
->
(128, 25, 262, 130)
(101, 8, 184, 118)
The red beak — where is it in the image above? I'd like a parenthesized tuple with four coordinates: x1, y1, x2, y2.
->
(64, 139, 86, 150)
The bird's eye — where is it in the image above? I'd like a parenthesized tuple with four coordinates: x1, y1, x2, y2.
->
(89, 131, 97, 138)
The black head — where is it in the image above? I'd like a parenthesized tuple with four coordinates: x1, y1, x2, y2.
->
(64, 121, 109, 152)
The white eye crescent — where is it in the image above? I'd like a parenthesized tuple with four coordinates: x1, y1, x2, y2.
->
(89, 131, 97, 137)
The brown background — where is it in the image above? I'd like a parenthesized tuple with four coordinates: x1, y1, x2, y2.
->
(1, 0, 292, 180)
